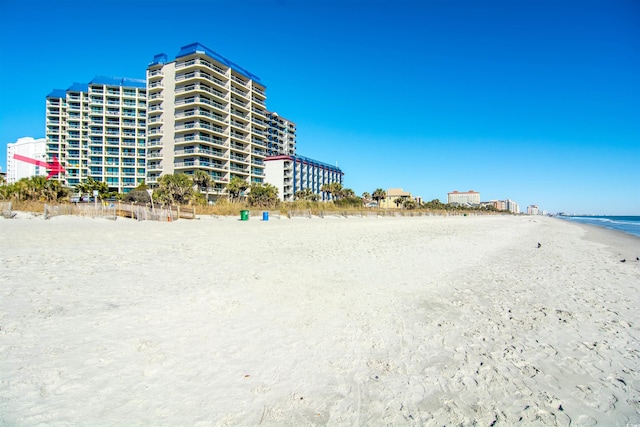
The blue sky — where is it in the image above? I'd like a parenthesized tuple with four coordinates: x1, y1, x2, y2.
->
(1, 0, 638, 214)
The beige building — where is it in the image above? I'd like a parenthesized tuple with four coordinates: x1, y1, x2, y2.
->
(45, 77, 147, 192)
(448, 190, 480, 205)
(145, 42, 268, 200)
(379, 188, 413, 209)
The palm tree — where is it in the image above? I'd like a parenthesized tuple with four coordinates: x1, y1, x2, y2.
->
(192, 170, 212, 192)
(156, 173, 194, 205)
(76, 177, 109, 200)
(403, 199, 417, 210)
(248, 183, 279, 208)
(342, 187, 355, 198)
(226, 176, 249, 202)
(362, 192, 371, 203)
(295, 188, 318, 201)
(321, 182, 344, 201)
(372, 188, 386, 207)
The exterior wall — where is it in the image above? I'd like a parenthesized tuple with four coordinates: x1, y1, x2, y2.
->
(506, 199, 520, 214)
(380, 188, 412, 209)
(6, 137, 47, 183)
(447, 190, 481, 205)
(266, 111, 296, 156)
(46, 77, 147, 193)
(263, 157, 287, 200)
(146, 43, 268, 200)
(264, 155, 342, 201)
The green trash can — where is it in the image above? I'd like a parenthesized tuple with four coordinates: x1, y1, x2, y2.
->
(240, 210, 249, 221)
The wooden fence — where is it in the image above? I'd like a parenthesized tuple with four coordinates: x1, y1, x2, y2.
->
(42, 202, 196, 222)
(1, 202, 15, 219)
(284, 209, 455, 219)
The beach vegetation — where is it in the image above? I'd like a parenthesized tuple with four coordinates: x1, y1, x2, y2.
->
(155, 173, 194, 205)
(76, 177, 112, 200)
(191, 170, 213, 192)
(247, 183, 279, 208)
(0, 176, 69, 203)
(372, 188, 386, 205)
(124, 183, 151, 203)
(295, 188, 319, 202)
(320, 182, 344, 200)
(334, 196, 364, 209)
(226, 177, 250, 202)
(403, 199, 417, 210)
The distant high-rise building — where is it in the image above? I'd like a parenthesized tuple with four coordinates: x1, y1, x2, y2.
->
(527, 204, 540, 215)
(145, 42, 268, 201)
(266, 112, 296, 156)
(506, 199, 520, 214)
(447, 190, 480, 205)
(45, 76, 147, 192)
(264, 155, 342, 201)
(6, 137, 47, 183)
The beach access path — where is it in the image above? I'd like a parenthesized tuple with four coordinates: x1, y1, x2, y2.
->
(1, 214, 639, 426)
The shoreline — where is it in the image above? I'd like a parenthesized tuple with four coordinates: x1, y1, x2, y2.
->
(1, 214, 639, 426)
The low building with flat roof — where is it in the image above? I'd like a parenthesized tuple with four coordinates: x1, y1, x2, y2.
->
(264, 154, 343, 201)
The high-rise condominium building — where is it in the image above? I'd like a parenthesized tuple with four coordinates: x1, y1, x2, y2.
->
(45, 76, 147, 192)
(6, 137, 47, 183)
(266, 112, 296, 156)
(146, 42, 268, 200)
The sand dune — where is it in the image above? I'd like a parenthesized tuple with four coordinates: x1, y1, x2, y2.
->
(1, 214, 639, 426)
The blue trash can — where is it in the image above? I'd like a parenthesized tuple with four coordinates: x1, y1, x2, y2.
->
(262, 211, 269, 221)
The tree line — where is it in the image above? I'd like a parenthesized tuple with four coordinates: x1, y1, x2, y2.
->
(0, 174, 504, 213)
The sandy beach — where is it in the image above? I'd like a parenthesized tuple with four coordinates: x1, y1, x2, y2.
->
(1, 213, 639, 426)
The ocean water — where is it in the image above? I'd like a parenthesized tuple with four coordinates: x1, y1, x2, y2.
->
(559, 216, 640, 238)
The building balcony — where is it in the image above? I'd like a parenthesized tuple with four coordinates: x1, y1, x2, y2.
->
(251, 107, 266, 118)
(251, 97, 266, 107)
(231, 97, 250, 112)
(252, 86, 266, 98)
(230, 120, 249, 131)
(175, 134, 227, 146)
(230, 154, 248, 163)
(230, 132, 248, 142)
(251, 118, 266, 128)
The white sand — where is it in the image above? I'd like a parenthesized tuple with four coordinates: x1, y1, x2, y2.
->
(1, 213, 639, 426)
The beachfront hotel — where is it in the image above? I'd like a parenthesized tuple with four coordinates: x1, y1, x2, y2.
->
(448, 190, 481, 206)
(45, 77, 147, 192)
(264, 155, 343, 201)
(266, 112, 296, 156)
(145, 42, 268, 201)
(6, 137, 47, 184)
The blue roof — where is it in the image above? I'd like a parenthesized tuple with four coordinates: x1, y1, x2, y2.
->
(47, 89, 67, 99)
(156, 42, 262, 84)
(67, 82, 88, 93)
(149, 53, 168, 66)
(294, 155, 343, 173)
(90, 75, 146, 89)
